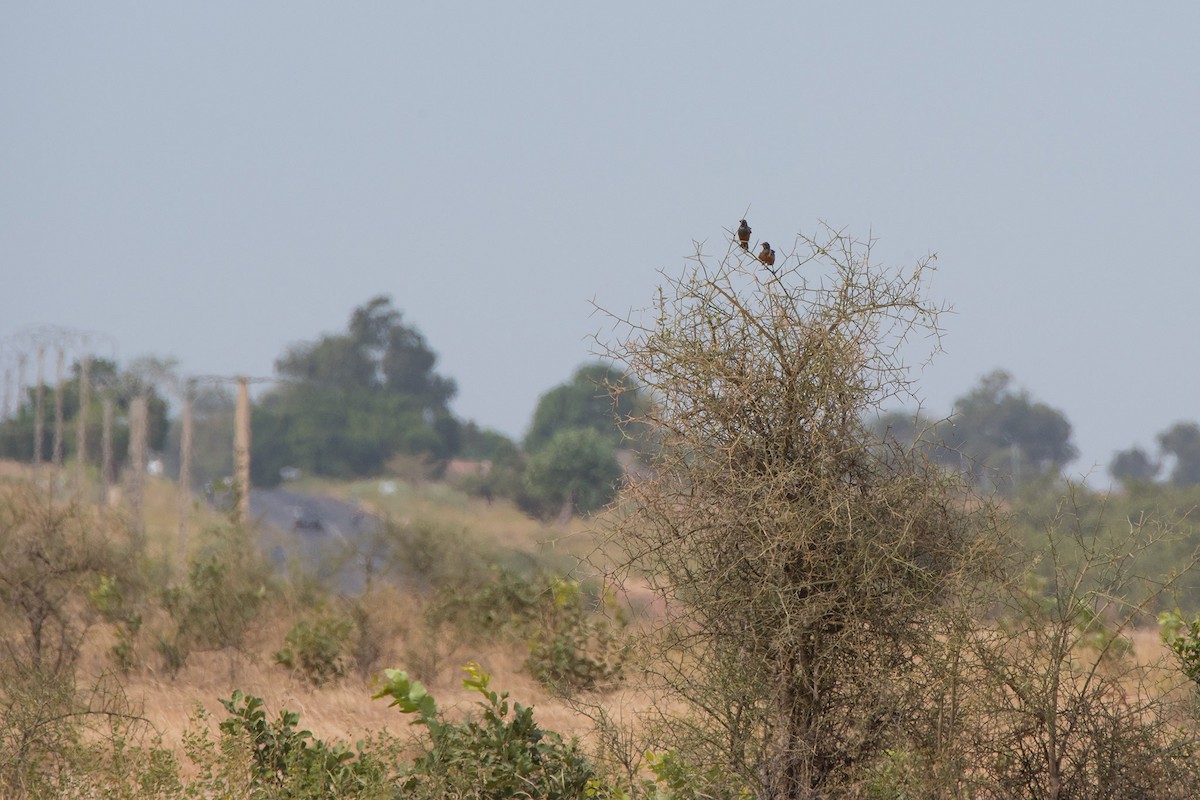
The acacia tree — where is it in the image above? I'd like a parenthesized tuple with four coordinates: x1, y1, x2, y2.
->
(599, 226, 991, 797)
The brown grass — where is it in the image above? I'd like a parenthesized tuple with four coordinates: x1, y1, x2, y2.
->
(31, 466, 623, 763)
(83, 618, 611, 766)
(10, 460, 1188, 788)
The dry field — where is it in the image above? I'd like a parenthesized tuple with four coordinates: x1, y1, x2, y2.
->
(4, 459, 1196, 796)
(0, 461, 635, 767)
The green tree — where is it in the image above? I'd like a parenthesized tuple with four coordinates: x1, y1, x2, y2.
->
(457, 422, 519, 464)
(165, 384, 235, 490)
(936, 369, 1078, 489)
(0, 358, 168, 464)
(1158, 421, 1200, 486)
(524, 363, 646, 454)
(1109, 445, 1160, 487)
(252, 296, 460, 485)
(523, 428, 622, 520)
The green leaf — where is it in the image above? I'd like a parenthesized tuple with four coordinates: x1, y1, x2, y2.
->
(372, 669, 438, 723)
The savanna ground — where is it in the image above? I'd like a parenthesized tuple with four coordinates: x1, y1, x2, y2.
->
(6, 452, 1200, 799)
(0, 458, 659, 795)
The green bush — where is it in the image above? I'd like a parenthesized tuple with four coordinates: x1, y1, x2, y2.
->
(218, 690, 394, 798)
(425, 565, 542, 639)
(156, 522, 270, 676)
(374, 663, 614, 798)
(89, 575, 143, 673)
(274, 614, 354, 686)
(426, 569, 628, 690)
(526, 578, 628, 692)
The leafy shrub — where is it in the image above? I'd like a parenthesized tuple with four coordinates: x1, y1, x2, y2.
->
(90, 575, 143, 673)
(156, 522, 270, 676)
(218, 690, 393, 798)
(373, 663, 614, 799)
(1161, 607, 1200, 685)
(274, 614, 354, 686)
(425, 565, 543, 639)
(427, 569, 628, 690)
(526, 578, 628, 691)
(641, 749, 752, 800)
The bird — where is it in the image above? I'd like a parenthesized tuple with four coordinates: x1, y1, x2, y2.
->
(758, 242, 775, 268)
(737, 219, 751, 250)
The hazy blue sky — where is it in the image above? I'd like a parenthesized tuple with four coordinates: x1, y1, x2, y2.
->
(2, 4, 1197, 482)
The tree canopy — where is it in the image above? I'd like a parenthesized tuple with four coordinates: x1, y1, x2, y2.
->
(935, 370, 1078, 489)
(0, 358, 168, 466)
(1110, 445, 1160, 487)
(522, 427, 623, 520)
(1108, 421, 1200, 489)
(1158, 422, 1200, 487)
(523, 363, 646, 454)
(251, 296, 460, 485)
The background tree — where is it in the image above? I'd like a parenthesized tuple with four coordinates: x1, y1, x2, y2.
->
(935, 369, 1077, 490)
(522, 427, 622, 521)
(457, 422, 518, 464)
(1110, 445, 1160, 488)
(866, 408, 953, 464)
(251, 296, 460, 486)
(164, 384, 235, 490)
(1157, 421, 1200, 487)
(600, 227, 989, 797)
(523, 363, 647, 454)
(0, 358, 168, 466)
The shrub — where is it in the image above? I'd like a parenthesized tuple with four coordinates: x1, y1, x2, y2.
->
(89, 574, 143, 673)
(374, 663, 614, 798)
(217, 690, 394, 797)
(426, 568, 628, 690)
(156, 521, 270, 677)
(526, 578, 628, 692)
(274, 614, 354, 686)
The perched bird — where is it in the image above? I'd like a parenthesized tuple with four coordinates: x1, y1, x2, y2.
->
(737, 219, 751, 250)
(758, 242, 776, 267)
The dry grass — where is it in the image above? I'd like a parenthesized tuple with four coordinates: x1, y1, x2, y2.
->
(78, 610, 617, 772)
(10, 459, 1191, 792)
(306, 476, 598, 560)
(15, 466, 625, 764)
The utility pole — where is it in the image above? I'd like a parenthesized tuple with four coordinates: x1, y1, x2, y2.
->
(5, 327, 96, 475)
(234, 376, 251, 526)
(74, 356, 91, 495)
(33, 345, 45, 468)
(177, 381, 194, 569)
(2, 366, 10, 420)
(127, 394, 148, 548)
(52, 347, 65, 469)
(101, 395, 114, 504)
(189, 374, 272, 527)
(16, 353, 27, 420)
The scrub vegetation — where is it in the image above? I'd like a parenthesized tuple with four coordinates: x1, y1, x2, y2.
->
(6, 226, 1200, 798)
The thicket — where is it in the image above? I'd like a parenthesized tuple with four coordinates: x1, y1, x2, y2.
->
(592, 224, 1200, 798)
(0, 482, 133, 794)
(426, 568, 629, 691)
